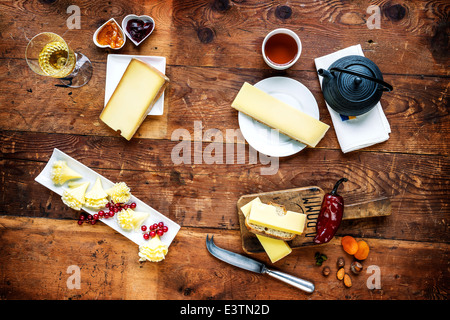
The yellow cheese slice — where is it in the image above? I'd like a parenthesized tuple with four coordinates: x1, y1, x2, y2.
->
(100, 58, 169, 140)
(248, 201, 306, 235)
(256, 235, 292, 263)
(241, 197, 292, 263)
(231, 82, 329, 147)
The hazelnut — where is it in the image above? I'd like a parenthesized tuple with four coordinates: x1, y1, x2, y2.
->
(344, 273, 352, 288)
(350, 261, 363, 274)
(337, 257, 345, 268)
(322, 266, 331, 277)
(337, 267, 345, 280)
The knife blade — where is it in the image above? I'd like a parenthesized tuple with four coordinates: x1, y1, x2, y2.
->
(206, 235, 315, 293)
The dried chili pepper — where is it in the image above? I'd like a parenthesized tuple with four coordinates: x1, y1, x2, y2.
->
(314, 178, 348, 244)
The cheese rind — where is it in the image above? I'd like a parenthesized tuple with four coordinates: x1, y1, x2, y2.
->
(100, 58, 169, 140)
(231, 82, 329, 147)
(248, 201, 306, 235)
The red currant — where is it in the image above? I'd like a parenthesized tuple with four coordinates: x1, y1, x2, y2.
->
(98, 210, 105, 217)
(77, 220, 83, 225)
(157, 229, 164, 236)
(162, 226, 168, 233)
(143, 233, 149, 240)
(149, 231, 156, 238)
(141, 225, 147, 232)
(130, 202, 136, 209)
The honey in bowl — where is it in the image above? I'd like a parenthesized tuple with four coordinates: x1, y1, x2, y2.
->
(96, 21, 124, 49)
(264, 33, 298, 65)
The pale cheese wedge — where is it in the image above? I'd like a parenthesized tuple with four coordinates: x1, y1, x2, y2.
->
(231, 82, 329, 147)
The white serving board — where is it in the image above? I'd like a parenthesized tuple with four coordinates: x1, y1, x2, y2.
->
(35, 148, 180, 247)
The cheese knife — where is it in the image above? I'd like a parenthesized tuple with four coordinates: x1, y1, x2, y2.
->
(206, 235, 315, 293)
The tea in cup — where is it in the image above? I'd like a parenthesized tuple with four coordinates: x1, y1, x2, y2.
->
(262, 28, 302, 70)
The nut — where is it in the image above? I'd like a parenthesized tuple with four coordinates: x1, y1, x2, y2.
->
(350, 261, 363, 274)
(337, 267, 345, 280)
(322, 266, 331, 277)
(344, 273, 352, 288)
(337, 257, 345, 268)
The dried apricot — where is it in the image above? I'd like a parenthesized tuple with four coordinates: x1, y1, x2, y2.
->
(341, 236, 358, 255)
(354, 240, 370, 260)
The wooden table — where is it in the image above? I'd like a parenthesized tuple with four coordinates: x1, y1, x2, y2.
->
(0, 0, 448, 301)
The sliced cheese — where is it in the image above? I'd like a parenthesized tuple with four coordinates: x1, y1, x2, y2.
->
(100, 58, 169, 140)
(241, 197, 292, 263)
(248, 201, 306, 235)
(231, 82, 329, 147)
(256, 235, 292, 263)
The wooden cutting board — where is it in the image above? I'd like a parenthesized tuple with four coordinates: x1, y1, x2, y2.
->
(237, 186, 391, 254)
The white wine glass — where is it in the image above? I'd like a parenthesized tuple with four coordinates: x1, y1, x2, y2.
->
(25, 32, 93, 88)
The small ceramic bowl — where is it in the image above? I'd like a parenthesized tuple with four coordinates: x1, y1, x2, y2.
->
(93, 18, 126, 50)
(121, 14, 155, 46)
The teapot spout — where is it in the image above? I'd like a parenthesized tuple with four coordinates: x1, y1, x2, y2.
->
(318, 68, 333, 81)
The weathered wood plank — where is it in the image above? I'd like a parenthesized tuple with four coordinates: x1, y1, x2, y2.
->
(0, 216, 448, 300)
(0, 59, 448, 155)
(0, 0, 448, 76)
(1, 142, 448, 243)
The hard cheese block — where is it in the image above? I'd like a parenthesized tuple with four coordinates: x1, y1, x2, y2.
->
(241, 198, 292, 263)
(100, 58, 169, 140)
(248, 201, 306, 235)
(231, 82, 329, 147)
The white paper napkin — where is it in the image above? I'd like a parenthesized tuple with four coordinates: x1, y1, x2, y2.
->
(314, 44, 391, 153)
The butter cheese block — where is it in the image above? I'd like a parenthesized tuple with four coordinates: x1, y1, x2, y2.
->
(100, 58, 169, 140)
(247, 201, 306, 236)
(245, 200, 297, 241)
(241, 198, 292, 263)
(231, 82, 329, 147)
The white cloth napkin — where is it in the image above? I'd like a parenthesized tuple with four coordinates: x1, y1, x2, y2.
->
(314, 44, 391, 153)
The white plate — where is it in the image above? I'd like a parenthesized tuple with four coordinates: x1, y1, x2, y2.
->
(238, 77, 319, 157)
(35, 148, 180, 247)
(104, 54, 166, 116)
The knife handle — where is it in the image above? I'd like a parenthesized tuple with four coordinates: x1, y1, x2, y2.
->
(264, 268, 315, 293)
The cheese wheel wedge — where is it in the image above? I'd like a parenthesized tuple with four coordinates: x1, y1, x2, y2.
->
(231, 82, 329, 147)
(100, 58, 169, 140)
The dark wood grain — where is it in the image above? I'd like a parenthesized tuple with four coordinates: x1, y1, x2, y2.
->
(0, 215, 448, 300)
(0, 0, 449, 301)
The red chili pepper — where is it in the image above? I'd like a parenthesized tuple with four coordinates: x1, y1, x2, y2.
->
(314, 178, 348, 244)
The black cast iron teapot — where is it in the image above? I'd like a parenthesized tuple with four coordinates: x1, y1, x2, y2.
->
(318, 55, 393, 116)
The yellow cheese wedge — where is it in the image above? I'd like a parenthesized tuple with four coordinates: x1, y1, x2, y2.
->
(241, 197, 292, 263)
(256, 235, 292, 263)
(231, 82, 329, 147)
(248, 201, 306, 235)
(100, 58, 169, 140)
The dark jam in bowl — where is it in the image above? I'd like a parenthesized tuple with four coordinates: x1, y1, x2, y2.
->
(126, 19, 153, 43)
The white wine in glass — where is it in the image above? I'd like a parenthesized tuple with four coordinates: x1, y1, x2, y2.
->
(26, 32, 92, 88)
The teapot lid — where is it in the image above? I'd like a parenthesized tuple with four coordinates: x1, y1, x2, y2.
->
(320, 55, 393, 116)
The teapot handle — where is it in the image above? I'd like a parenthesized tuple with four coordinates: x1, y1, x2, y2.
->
(330, 67, 393, 92)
